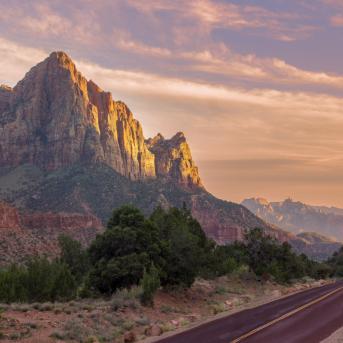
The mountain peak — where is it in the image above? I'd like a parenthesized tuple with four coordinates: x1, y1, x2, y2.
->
(48, 51, 72, 62)
(0, 52, 203, 189)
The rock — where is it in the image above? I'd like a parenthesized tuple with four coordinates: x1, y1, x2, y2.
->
(311, 281, 322, 288)
(123, 331, 136, 343)
(146, 132, 203, 188)
(145, 325, 162, 337)
(0, 201, 103, 264)
(171, 319, 179, 327)
(0, 202, 21, 230)
(271, 290, 282, 297)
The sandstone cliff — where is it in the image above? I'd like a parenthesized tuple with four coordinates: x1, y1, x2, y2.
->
(146, 132, 203, 188)
(0, 52, 201, 186)
(0, 201, 103, 265)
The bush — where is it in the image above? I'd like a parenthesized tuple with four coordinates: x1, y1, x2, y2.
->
(0, 257, 77, 303)
(140, 264, 160, 306)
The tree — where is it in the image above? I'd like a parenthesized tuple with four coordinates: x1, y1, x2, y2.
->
(58, 235, 89, 283)
(87, 206, 164, 294)
(150, 206, 213, 287)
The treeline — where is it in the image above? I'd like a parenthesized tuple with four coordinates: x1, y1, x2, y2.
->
(0, 205, 334, 304)
(327, 246, 343, 277)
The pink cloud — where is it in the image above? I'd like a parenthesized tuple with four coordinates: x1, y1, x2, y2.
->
(330, 14, 343, 26)
(126, 0, 316, 42)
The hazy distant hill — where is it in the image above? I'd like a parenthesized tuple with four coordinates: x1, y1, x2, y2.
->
(242, 197, 343, 241)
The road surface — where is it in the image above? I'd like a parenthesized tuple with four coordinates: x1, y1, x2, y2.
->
(156, 281, 343, 343)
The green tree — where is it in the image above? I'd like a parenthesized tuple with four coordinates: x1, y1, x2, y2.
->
(87, 206, 163, 294)
(58, 235, 89, 283)
(150, 206, 213, 287)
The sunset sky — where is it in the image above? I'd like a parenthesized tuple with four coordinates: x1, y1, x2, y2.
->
(1, 0, 343, 206)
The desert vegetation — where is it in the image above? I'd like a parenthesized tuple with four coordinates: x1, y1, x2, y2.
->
(0, 205, 333, 306)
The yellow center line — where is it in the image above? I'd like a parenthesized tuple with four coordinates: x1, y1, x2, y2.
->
(231, 285, 343, 343)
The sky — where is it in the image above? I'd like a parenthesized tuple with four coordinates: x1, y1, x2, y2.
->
(1, 0, 343, 207)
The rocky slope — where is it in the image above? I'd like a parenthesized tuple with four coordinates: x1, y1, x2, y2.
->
(0, 201, 102, 264)
(0, 52, 320, 262)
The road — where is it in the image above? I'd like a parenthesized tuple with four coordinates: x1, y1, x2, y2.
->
(156, 281, 343, 343)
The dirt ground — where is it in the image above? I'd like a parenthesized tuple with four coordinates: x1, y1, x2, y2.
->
(0, 275, 330, 343)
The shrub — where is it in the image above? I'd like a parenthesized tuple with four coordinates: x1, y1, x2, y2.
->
(0, 258, 77, 303)
(140, 264, 160, 307)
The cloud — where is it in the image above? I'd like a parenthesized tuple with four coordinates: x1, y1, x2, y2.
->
(112, 29, 172, 57)
(322, 0, 343, 8)
(330, 15, 343, 26)
(0, 38, 46, 85)
(126, 0, 316, 42)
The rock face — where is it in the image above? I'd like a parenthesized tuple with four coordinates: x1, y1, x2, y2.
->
(146, 132, 202, 188)
(190, 194, 293, 244)
(0, 52, 201, 185)
(0, 201, 103, 265)
(0, 201, 21, 230)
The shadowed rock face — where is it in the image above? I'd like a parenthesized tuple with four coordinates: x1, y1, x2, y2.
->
(0, 52, 200, 185)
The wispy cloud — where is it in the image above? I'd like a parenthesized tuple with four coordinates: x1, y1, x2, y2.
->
(126, 0, 316, 42)
(112, 29, 172, 57)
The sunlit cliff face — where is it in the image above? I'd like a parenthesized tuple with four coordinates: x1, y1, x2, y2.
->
(1, 0, 343, 206)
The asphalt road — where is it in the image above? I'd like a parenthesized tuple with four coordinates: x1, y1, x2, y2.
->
(156, 281, 343, 343)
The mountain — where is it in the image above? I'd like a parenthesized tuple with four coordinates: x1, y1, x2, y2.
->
(0, 52, 201, 187)
(242, 197, 343, 259)
(242, 197, 343, 241)
(0, 52, 324, 262)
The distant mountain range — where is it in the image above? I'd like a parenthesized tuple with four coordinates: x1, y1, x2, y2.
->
(0, 51, 339, 263)
(242, 197, 343, 242)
